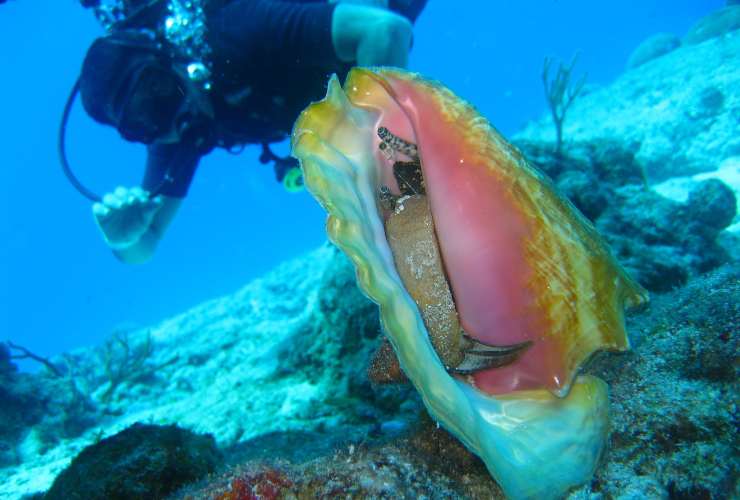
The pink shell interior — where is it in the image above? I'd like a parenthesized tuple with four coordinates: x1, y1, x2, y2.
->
(348, 72, 560, 395)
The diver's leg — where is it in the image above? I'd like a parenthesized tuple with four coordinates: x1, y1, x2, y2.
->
(331, 4, 413, 67)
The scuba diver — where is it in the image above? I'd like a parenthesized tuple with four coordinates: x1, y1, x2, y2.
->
(64, 0, 428, 263)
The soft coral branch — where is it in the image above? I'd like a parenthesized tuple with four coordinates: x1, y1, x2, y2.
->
(6, 340, 64, 377)
(542, 52, 587, 156)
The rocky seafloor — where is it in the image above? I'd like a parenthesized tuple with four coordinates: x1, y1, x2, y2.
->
(3, 6, 739, 500)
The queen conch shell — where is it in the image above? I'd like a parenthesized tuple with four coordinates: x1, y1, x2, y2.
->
(291, 68, 648, 499)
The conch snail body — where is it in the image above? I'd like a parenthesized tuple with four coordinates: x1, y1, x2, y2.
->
(291, 68, 647, 499)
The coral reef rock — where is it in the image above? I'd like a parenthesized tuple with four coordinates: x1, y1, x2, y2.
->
(684, 6, 740, 45)
(516, 30, 740, 181)
(626, 32, 681, 69)
(44, 423, 221, 500)
(0, 344, 97, 470)
(174, 262, 740, 500)
(2, 245, 418, 498)
(579, 262, 740, 500)
(4, 250, 738, 499)
(514, 139, 738, 292)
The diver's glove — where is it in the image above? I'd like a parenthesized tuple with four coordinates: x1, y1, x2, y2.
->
(92, 186, 163, 251)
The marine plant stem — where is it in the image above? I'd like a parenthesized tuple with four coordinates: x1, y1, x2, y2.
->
(542, 53, 587, 157)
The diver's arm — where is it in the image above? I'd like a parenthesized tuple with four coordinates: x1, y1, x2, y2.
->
(92, 188, 182, 264)
(94, 142, 198, 263)
(110, 195, 182, 264)
(331, 3, 413, 67)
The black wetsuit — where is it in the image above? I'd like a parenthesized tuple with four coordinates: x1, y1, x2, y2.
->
(143, 0, 427, 197)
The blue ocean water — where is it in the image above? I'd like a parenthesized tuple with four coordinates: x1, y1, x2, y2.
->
(0, 0, 722, 367)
